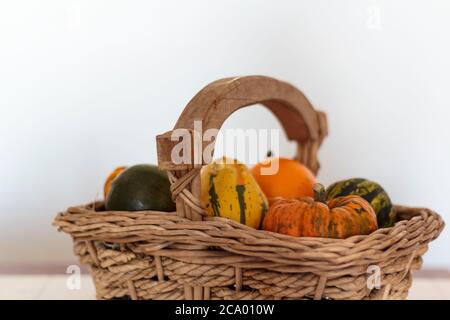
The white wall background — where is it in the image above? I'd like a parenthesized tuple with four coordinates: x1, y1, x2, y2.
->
(1, 0, 449, 268)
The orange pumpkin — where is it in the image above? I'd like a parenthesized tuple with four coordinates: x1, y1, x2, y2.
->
(263, 184, 378, 239)
(104, 166, 127, 198)
(251, 157, 315, 199)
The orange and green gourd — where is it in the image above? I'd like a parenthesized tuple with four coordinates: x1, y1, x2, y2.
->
(325, 178, 397, 228)
(263, 183, 378, 239)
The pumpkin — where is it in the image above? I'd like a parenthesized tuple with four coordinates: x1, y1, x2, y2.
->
(104, 166, 127, 198)
(251, 156, 315, 199)
(201, 157, 268, 229)
(262, 183, 378, 239)
(325, 178, 397, 228)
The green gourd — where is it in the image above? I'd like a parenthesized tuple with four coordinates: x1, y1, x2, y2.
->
(325, 178, 397, 228)
(105, 164, 175, 212)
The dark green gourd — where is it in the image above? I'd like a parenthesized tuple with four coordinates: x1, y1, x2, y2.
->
(105, 164, 175, 212)
(325, 178, 397, 228)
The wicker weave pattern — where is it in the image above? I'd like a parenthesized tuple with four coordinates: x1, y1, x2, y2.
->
(54, 202, 443, 300)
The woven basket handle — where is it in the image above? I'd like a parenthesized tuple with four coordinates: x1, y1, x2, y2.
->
(156, 75, 327, 221)
(157, 75, 327, 174)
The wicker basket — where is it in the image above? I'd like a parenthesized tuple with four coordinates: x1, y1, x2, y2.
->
(54, 76, 444, 300)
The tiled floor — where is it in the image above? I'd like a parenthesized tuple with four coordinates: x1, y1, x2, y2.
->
(0, 275, 449, 300)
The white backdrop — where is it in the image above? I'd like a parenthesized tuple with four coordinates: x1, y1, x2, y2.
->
(1, 0, 449, 268)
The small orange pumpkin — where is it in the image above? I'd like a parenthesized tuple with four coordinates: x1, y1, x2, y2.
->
(251, 156, 315, 199)
(263, 184, 378, 239)
(104, 166, 127, 198)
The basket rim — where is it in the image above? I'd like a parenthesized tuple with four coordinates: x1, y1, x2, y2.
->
(59, 202, 436, 239)
(54, 202, 444, 269)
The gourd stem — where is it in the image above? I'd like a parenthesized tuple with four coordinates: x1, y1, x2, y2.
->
(313, 183, 327, 204)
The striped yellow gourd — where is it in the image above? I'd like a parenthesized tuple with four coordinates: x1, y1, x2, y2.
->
(201, 157, 268, 229)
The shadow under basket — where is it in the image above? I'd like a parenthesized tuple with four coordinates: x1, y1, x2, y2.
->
(53, 76, 444, 300)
